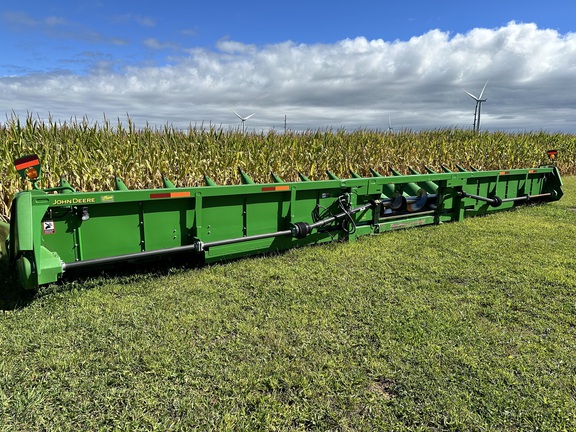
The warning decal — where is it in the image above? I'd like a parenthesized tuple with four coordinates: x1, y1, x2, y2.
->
(43, 220, 55, 235)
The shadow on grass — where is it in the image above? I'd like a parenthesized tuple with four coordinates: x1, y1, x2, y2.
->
(0, 252, 208, 308)
(0, 247, 292, 308)
(0, 258, 35, 310)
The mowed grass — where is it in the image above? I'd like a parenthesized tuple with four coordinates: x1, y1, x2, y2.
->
(0, 177, 575, 431)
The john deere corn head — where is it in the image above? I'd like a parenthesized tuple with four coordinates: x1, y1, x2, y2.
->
(1, 152, 563, 291)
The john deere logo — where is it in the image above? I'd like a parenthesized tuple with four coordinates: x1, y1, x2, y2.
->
(101, 195, 115, 203)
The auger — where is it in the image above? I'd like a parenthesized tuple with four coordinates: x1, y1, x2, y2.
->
(0, 151, 562, 291)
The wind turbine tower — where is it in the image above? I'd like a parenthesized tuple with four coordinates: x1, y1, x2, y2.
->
(230, 109, 255, 134)
(464, 81, 488, 132)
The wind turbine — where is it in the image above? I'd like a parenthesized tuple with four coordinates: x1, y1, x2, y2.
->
(387, 115, 394, 133)
(230, 109, 255, 134)
(463, 81, 488, 132)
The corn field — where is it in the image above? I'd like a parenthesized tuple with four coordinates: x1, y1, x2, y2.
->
(1, 114, 575, 222)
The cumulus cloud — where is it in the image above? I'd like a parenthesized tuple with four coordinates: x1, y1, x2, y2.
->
(1, 21, 575, 132)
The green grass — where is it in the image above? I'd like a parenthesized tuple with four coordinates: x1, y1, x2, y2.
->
(1, 178, 575, 431)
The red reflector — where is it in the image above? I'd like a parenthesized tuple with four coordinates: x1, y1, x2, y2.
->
(529, 169, 538, 174)
(15, 156, 40, 171)
(499, 171, 510, 175)
(150, 191, 191, 199)
(261, 185, 290, 192)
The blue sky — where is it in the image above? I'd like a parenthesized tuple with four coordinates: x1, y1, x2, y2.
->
(1, 0, 576, 131)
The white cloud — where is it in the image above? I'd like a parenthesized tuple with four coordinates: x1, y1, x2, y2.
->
(180, 28, 198, 37)
(1, 21, 576, 132)
(133, 16, 155, 27)
(216, 39, 257, 54)
(111, 14, 156, 27)
(1, 10, 128, 46)
(143, 38, 178, 50)
(44, 16, 68, 27)
(1, 11, 37, 28)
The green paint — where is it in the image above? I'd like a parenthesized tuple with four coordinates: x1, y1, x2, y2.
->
(4, 163, 563, 290)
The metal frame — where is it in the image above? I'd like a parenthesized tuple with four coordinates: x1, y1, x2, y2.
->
(3, 159, 563, 290)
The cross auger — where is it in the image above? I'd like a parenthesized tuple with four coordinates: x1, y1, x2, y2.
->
(0, 151, 563, 291)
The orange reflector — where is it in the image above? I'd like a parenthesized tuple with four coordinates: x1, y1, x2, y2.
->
(499, 171, 510, 175)
(261, 185, 290, 192)
(15, 155, 40, 171)
(150, 191, 191, 199)
(26, 168, 39, 180)
(529, 169, 538, 174)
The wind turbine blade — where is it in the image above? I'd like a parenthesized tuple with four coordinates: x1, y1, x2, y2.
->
(463, 89, 479, 101)
(478, 81, 488, 99)
(245, 113, 255, 120)
(229, 108, 244, 120)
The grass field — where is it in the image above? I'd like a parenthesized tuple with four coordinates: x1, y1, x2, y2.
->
(0, 174, 574, 431)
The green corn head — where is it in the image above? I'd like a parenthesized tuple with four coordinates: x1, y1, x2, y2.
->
(1, 152, 563, 291)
